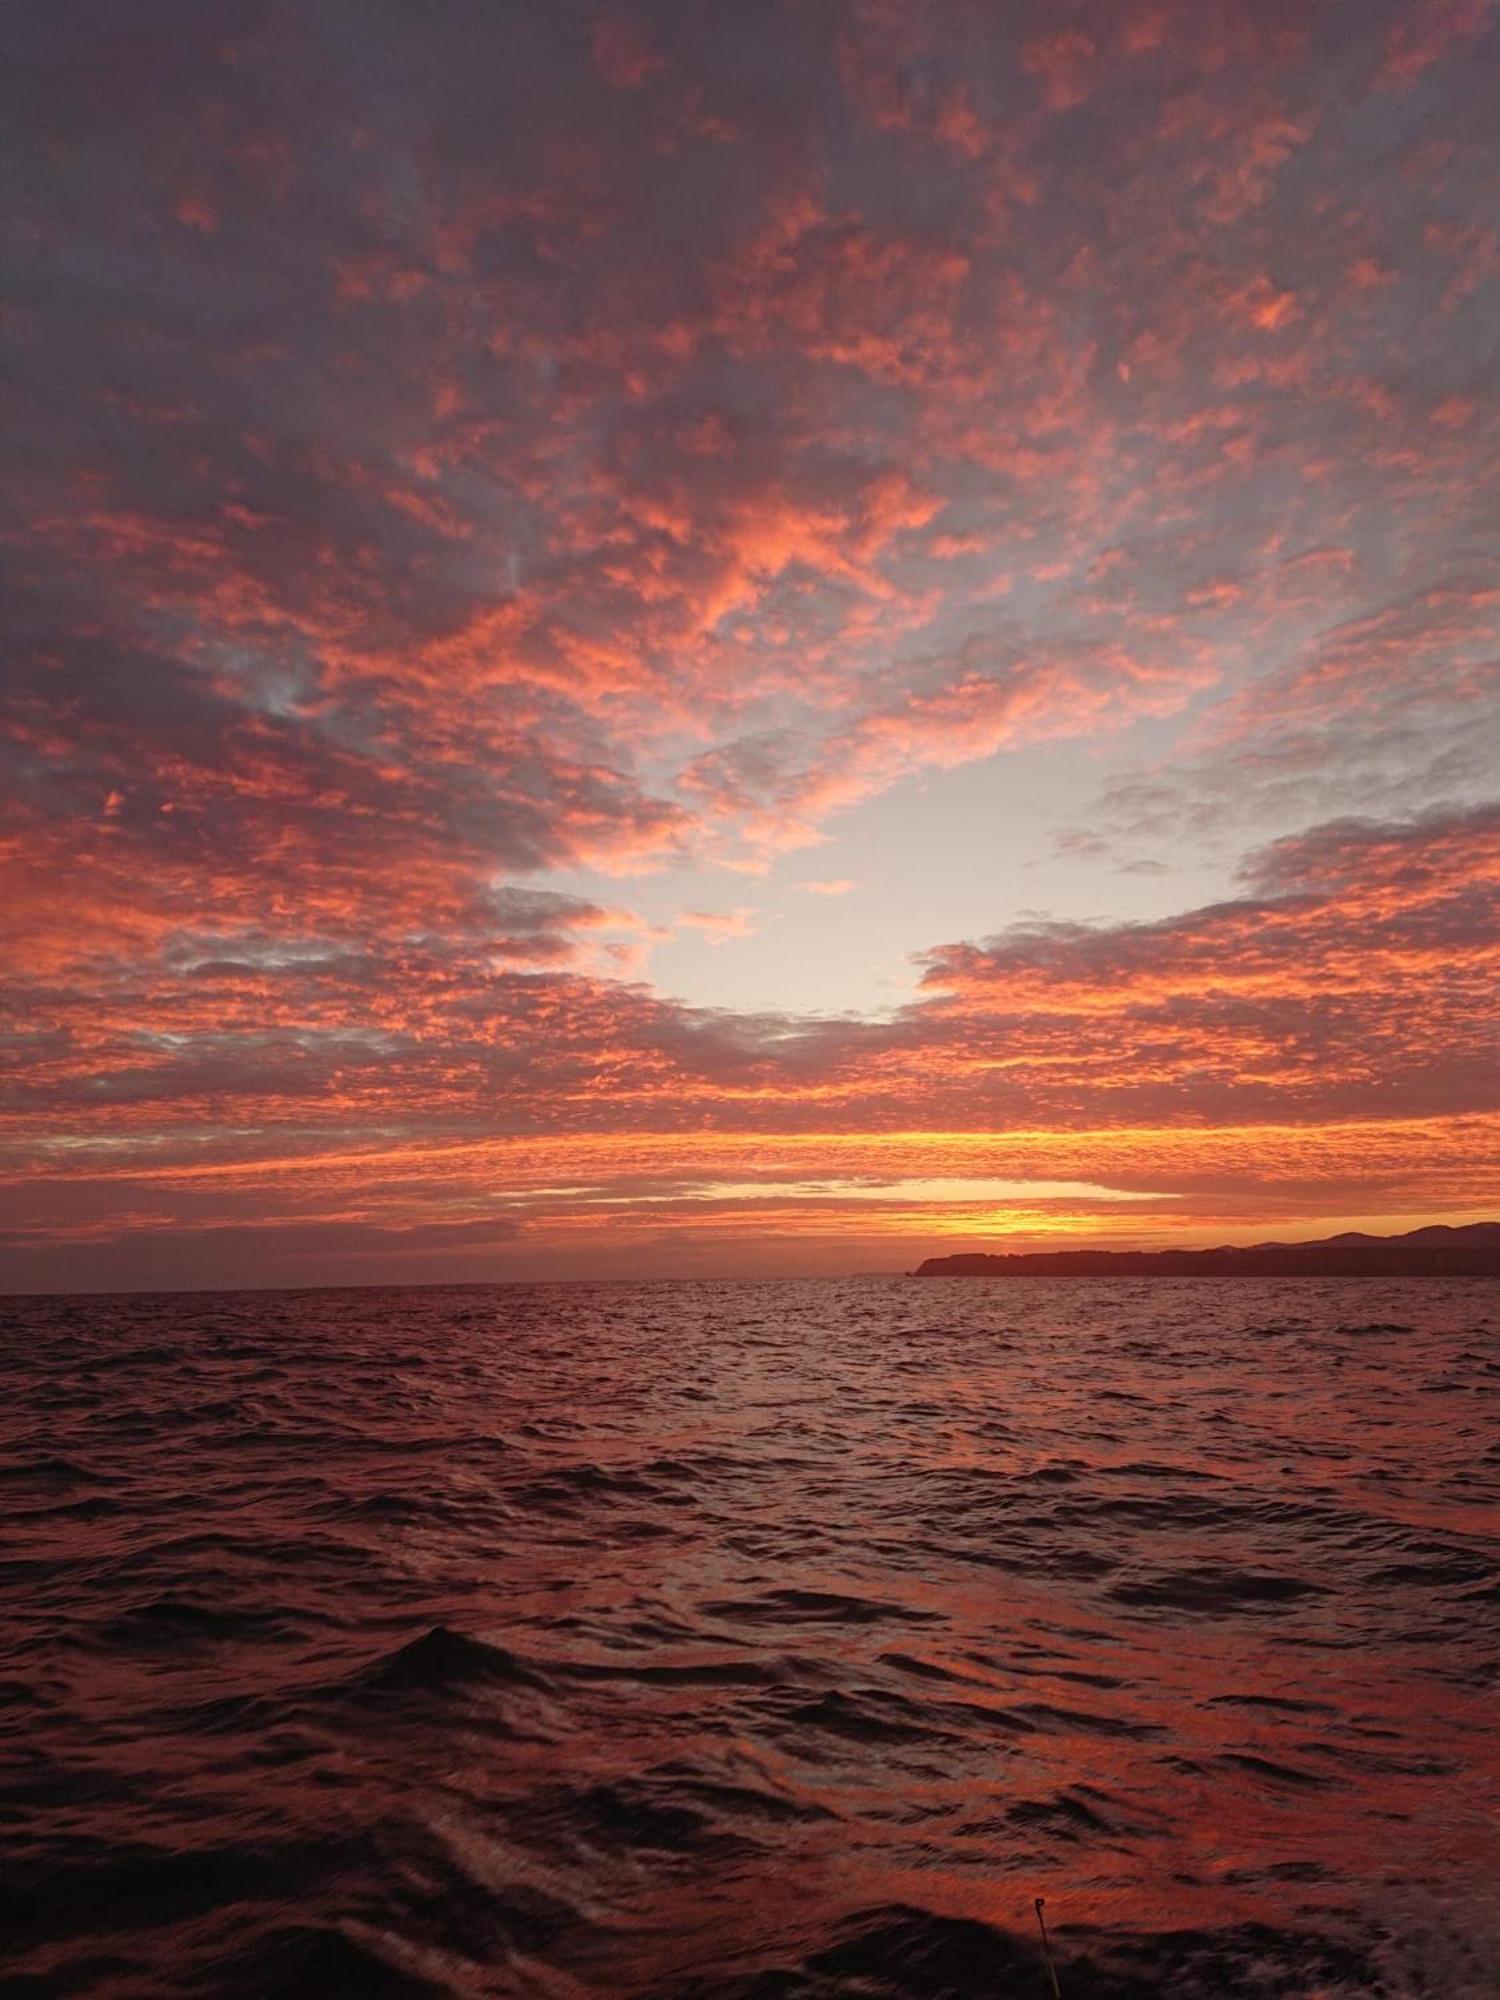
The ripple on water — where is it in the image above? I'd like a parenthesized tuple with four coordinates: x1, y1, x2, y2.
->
(1, 1276, 1497, 1997)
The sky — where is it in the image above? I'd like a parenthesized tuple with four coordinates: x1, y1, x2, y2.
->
(3, 0, 1498, 1290)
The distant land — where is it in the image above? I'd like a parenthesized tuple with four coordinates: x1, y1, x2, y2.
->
(913, 1222, 1500, 1278)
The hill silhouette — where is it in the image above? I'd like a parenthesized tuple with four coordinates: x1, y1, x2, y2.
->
(913, 1222, 1500, 1278)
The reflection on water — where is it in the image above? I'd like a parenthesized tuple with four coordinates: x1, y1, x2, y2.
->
(2, 1278, 1497, 1996)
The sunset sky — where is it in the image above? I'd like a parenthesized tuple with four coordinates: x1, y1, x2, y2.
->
(4, 0, 1498, 1289)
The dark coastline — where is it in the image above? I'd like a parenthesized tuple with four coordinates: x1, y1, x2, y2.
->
(913, 1222, 1500, 1278)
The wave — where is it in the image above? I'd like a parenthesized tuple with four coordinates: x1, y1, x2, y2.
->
(2, 1275, 1496, 1996)
(1107, 1565, 1330, 1612)
(355, 1625, 554, 1696)
(657, 1902, 1387, 2000)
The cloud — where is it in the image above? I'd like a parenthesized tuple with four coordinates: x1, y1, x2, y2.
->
(3, 799, 1495, 1282)
(3, 0, 1498, 1282)
(1064, 573, 1500, 855)
(914, 803, 1500, 1129)
(10, 0, 1495, 887)
(679, 636, 1216, 859)
(590, 11, 668, 91)
(1379, 0, 1495, 88)
(486, 886, 645, 964)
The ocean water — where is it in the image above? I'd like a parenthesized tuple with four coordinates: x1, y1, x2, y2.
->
(2, 1278, 1497, 1999)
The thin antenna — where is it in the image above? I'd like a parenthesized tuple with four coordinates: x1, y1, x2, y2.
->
(1033, 1896, 1062, 1999)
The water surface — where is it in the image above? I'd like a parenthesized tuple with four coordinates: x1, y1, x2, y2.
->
(3, 1278, 1497, 1996)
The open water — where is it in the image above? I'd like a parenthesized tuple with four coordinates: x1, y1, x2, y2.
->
(2, 1278, 1498, 1997)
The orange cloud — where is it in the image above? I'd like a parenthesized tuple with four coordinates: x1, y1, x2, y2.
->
(4, 0, 1497, 1285)
(4, 802, 1495, 1283)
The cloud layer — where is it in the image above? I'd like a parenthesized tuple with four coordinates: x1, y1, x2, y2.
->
(3, 0, 1498, 1284)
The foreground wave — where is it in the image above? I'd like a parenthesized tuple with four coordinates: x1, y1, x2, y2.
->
(2, 1278, 1497, 1995)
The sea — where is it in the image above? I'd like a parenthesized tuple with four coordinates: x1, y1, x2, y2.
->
(2, 1278, 1497, 1998)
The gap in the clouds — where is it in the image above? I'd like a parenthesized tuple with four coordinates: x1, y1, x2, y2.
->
(545, 735, 1241, 1018)
(581, 1176, 1174, 1208)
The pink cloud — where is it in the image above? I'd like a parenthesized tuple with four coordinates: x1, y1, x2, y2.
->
(1022, 29, 1098, 111)
(590, 12, 667, 91)
(4, 0, 1497, 1283)
(4, 802, 1495, 1286)
(1379, 0, 1494, 87)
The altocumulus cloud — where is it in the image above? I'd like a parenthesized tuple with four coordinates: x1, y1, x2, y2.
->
(3, 0, 1498, 1284)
